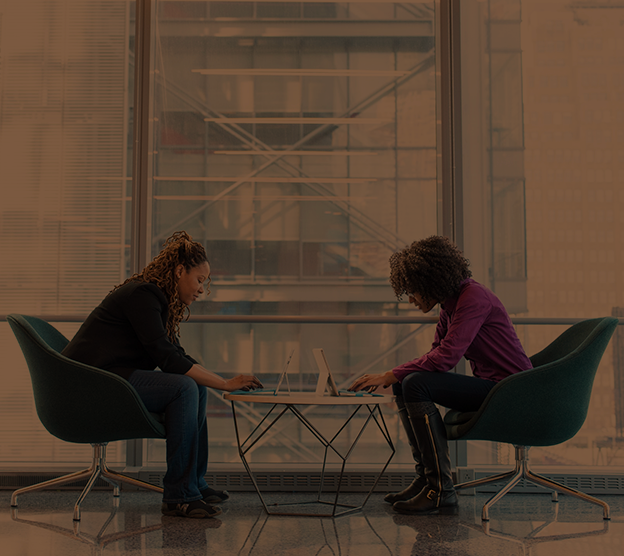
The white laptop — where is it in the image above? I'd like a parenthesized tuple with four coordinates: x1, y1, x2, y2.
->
(313, 348, 382, 397)
(231, 349, 295, 396)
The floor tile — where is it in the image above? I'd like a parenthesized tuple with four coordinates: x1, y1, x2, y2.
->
(2, 490, 623, 555)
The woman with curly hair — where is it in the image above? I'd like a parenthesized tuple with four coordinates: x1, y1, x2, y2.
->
(350, 236, 531, 515)
(63, 231, 262, 519)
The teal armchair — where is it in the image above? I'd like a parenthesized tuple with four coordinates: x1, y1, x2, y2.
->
(445, 317, 619, 521)
(7, 314, 166, 521)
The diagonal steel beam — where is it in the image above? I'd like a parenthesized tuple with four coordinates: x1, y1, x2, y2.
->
(154, 54, 434, 247)
(397, 3, 435, 20)
(152, 53, 435, 249)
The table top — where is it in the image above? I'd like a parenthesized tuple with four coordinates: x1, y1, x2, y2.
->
(223, 392, 394, 405)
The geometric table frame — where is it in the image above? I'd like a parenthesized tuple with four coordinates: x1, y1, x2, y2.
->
(224, 393, 395, 518)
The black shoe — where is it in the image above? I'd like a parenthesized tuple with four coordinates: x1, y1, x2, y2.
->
(384, 477, 427, 504)
(161, 499, 222, 518)
(393, 488, 458, 515)
(201, 486, 230, 504)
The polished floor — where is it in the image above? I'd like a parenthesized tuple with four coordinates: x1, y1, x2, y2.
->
(2, 489, 623, 556)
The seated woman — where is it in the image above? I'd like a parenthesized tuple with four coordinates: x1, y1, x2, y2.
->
(62, 231, 262, 518)
(349, 236, 531, 515)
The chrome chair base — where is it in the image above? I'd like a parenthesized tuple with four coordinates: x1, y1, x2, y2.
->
(10, 443, 163, 521)
(453, 445, 610, 521)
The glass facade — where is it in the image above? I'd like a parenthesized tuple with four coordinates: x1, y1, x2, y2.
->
(146, 0, 438, 467)
(1, 0, 623, 476)
(0, 0, 133, 466)
(461, 0, 624, 469)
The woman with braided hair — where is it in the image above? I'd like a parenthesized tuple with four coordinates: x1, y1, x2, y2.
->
(63, 231, 262, 518)
(349, 236, 531, 515)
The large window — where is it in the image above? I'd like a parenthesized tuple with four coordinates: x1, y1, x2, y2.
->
(0, 0, 134, 466)
(0, 0, 439, 469)
(145, 0, 439, 467)
(1, 0, 623, 477)
(461, 0, 624, 470)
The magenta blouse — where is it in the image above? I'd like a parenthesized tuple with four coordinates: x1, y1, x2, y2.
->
(392, 279, 532, 383)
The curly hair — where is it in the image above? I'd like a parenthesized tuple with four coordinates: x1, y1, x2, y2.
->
(112, 231, 209, 341)
(389, 236, 471, 306)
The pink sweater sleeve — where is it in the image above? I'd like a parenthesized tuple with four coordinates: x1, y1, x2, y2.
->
(392, 290, 491, 382)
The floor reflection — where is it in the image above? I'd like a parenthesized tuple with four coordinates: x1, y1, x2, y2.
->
(237, 512, 396, 556)
(466, 517, 609, 556)
(10, 503, 169, 556)
(2, 492, 623, 556)
(456, 495, 616, 556)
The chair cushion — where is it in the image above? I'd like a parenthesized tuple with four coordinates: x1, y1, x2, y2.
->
(444, 410, 476, 426)
(444, 317, 619, 446)
(8, 314, 167, 444)
(152, 412, 166, 425)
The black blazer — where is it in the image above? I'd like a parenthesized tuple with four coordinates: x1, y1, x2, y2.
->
(62, 281, 197, 380)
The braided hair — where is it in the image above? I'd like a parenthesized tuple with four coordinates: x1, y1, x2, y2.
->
(112, 231, 209, 341)
(389, 236, 471, 306)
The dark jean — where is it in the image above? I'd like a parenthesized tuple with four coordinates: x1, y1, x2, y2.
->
(128, 370, 209, 504)
(392, 371, 497, 413)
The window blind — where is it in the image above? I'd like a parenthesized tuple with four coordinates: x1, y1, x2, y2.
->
(0, 0, 132, 466)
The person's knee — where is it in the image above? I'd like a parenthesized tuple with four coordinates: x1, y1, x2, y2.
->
(180, 377, 208, 416)
(401, 372, 432, 401)
(174, 374, 199, 401)
(401, 372, 428, 391)
(391, 381, 402, 397)
(196, 382, 207, 398)
(196, 383, 208, 409)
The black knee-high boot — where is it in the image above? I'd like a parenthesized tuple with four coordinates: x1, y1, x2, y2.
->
(393, 402, 458, 515)
(384, 396, 427, 504)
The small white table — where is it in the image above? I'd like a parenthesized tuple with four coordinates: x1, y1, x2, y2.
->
(223, 392, 395, 517)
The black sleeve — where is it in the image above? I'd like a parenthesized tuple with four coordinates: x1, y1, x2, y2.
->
(122, 285, 195, 375)
(174, 337, 199, 365)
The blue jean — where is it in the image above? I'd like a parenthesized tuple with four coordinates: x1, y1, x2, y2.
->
(392, 371, 497, 412)
(128, 370, 209, 503)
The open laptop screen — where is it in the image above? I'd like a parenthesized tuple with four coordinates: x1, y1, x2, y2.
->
(230, 348, 295, 396)
(312, 348, 382, 397)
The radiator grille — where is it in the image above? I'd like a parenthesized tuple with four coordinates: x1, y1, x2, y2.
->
(2, 471, 624, 494)
(0, 473, 110, 490)
(472, 472, 624, 494)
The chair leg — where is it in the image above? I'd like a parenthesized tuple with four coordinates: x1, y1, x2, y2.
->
(12, 443, 163, 522)
(11, 468, 94, 508)
(480, 466, 524, 521)
(453, 469, 517, 492)
(74, 443, 163, 520)
(526, 469, 610, 520)
(453, 445, 610, 521)
(73, 460, 103, 521)
(101, 466, 164, 494)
